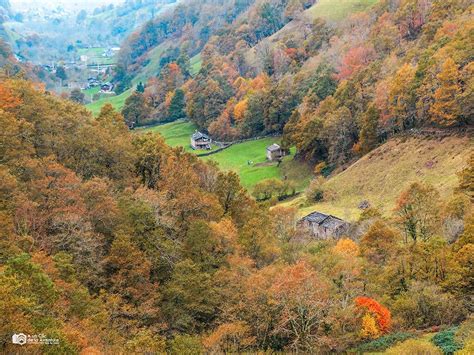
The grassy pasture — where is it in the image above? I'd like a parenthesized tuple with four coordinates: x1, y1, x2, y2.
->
(139, 120, 313, 190)
(86, 89, 132, 116)
(138, 120, 198, 151)
(307, 0, 379, 21)
(280, 135, 472, 221)
(190, 53, 202, 76)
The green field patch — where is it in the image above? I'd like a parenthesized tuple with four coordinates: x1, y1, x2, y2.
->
(133, 44, 167, 85)
(139, 121, 312, 190)
(307, 0, 379, 21)
(86, 89, 132, 116)
(77, 47, 115, 65)
(138, 120, 198, 151)
(83, 86, 100, 97)
(190, 53, 202, 76)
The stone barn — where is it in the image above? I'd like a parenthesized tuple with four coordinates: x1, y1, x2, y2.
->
(191, 131, 212, 150)
(298, 211, 350, 239)
(266, 143, 288, 161)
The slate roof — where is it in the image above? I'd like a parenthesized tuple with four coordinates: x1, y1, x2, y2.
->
(300, 211, 348, 228)
(267, 143, 281, 152)
(192, 131, 210, 140)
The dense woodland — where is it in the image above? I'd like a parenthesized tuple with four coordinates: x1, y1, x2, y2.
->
(0, 72, 473, 352)
(118, 0, 472, 165)
(0, 0, 473, 353)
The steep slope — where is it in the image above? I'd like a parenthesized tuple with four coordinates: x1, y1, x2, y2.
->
(283, 132, 472, 221)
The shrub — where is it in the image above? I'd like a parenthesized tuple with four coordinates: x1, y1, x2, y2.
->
(252, 178, 296, 202)
(455, 316, 474, 353)
(355, 332, 415, 352)
(431, 327, 462, 354)
(169, 335, 203, 355)
(306, 177, 325, 202)
(392, 282, 465, 329)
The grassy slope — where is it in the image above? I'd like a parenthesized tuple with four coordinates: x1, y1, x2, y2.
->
(190, 53, 202, 76)
(307, 0, 379, 20)
(138, 120, 198, 151)
(77, 47, 115, 65)
(133, 43, 168, 85)
(140, 121, 312, 190)
(86, 89, 132, 116)
(245, 0, 379, 69)
(202, 139, 312, 190)
(281, 135, 472, 221)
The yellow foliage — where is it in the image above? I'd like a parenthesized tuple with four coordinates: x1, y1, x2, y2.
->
(430, 58, 461, 126)
(233, 98, 248, 122)
(360, 313, 380, 339)
(334, 238, 359, 257)
(165, 91, 174, 109)
(203, 321, 255, 352)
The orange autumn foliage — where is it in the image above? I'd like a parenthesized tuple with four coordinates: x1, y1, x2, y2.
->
(355, 296, 391, 333)
(233, 99, 248, 121)
(333, 238, 359, 257)
(203, 321, 255, 352)
(0, 83, 22, 110)
(336, 45, 376, 81)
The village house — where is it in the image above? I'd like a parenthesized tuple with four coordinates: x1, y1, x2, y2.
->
(266, 143, 288, 161)
(100, 82, 114, 93)
(298, 211, 350, 239)
(191, 131, 212, 150)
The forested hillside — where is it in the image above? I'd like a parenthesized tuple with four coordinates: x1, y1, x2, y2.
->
(116, 0, 472, 166)
(1, 73, 473, 353)
(0, 0, 473, 352)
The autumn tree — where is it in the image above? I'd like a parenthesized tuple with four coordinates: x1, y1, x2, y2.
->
(336, 45, 376, 81)
(360, 221, 399, 265)
(395, 182, 441, 243)
(388, 63, 418, 130)
(355, 296, 391, 336)
(215, 171, 251, 225)
(132, 133, 170, 189)
(430, 58, 462, 126)
(121, 91, 149, 128)
(70, 88, 85, 103)
(162, 259, 220, 333)
(358, 104, 379, 154)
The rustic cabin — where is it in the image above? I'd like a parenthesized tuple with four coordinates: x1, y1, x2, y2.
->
(298, 211, 350, 239)
(266, 143, 288, 161)
(191, 131, 212, 150)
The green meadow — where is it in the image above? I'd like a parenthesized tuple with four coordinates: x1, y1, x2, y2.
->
(140, 121, 312, 190)
(137, 120, 198, 152)
(86, 89, 132, 116)
(307, 0, 379, 21)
